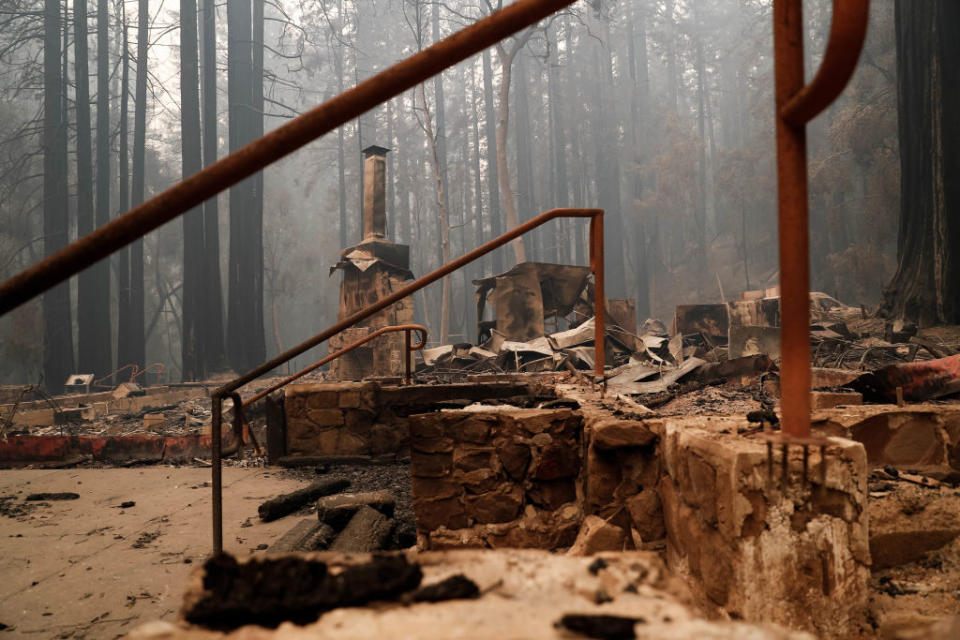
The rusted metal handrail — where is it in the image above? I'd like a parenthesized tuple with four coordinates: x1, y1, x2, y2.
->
(239, 324, 427, 409)
(92, 363, 139, 388)
(0, 0, 578, 316)
(131, 363, 165, 386)
(209, 207, 604, 553)
(774, 0, 869, 441)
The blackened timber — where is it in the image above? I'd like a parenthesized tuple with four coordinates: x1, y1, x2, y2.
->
(257, 477, 350, 522)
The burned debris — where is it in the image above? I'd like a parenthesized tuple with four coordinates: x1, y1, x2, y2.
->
(181, 553, 424, 630)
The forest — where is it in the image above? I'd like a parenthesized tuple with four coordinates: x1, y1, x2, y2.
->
(0, 0, 925, 389)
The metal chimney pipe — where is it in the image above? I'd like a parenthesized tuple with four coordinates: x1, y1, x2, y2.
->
(362, 145, 389, 240)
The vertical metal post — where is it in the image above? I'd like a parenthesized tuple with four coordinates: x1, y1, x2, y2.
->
(404, 328, 412, 384)
(210, 393, 223, 554)
(774, 0, 811, 439)
(590, 214, 605, 382)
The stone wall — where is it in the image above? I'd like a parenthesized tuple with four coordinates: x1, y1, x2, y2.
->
(283, 381, 552, 460)
(656, 417, 870, 638)
(582, 416, 665, 545)
(409, 409, 584, 550)
(284, 382, 407, 458)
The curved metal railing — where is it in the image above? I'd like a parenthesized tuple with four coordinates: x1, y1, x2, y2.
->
(240, 324, 428, 409)
(774, 0, 869, 442)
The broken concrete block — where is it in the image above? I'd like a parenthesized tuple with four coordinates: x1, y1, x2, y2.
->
(592, 419, 657, 451)
(142, 413, 165, 430)
(868, 485, 960, 569)
(567, 515, 626, 555)
(258, 477, 350, 522)
(316, 490, 395, 530)
(811, 367, 861, 388)
(112, 382, 143, 399)
(810, 390, 862, 410)
(329, 505, 393, 552)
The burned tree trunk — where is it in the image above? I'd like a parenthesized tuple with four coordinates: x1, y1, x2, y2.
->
(181, 0, 204, 380)
(129, 0, 149, 371)
(482, 50, 503, 275)
(226, 0, 266, 373)
(880, 1, 960, 325)
(116, 5, 131, 371)
(200, 0, 225, 372)
(93, 0, 112, 375)
(42, 0, 73, 393)
(75, 0, 98, 376)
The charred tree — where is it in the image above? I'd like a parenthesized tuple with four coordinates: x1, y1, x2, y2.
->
(116, 3, 131, 370)
(42, 0, 74, 393)
(513, 52, 535, 260)
(181, 0, 204, 380)
(75, 0, 98, 376)
(880, 1, 960, 325)
(226, 0, 266, 373)
(129, 0, 148, 370)
(200, 0, 225, 372)
(93, 0, 111, 374)
(481, 50, 503, 274)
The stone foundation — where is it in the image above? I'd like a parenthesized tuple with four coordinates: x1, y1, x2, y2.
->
(409, 409, 583, 550)
(657, 417, 870, 638)
(283, 382, 876, 637)
(284, 382, 405, 458)
(814, 404, 960, 481)
(282, 380, 555, 460)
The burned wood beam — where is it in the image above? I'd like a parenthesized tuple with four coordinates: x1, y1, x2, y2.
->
(257, 477, 350, 522)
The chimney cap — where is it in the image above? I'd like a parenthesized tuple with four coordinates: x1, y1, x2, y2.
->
(362, 144, 391, 157)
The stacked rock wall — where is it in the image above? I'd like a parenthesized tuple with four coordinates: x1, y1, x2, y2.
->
(284, 382, 407, 458)
(409, 409, 584, 550)
(582, 416, 666, 545)
(657, 417, 871, 638)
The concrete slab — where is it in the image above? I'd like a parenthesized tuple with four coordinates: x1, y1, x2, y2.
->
(131, 549, 813, 640)
(0, 467, 305, 638)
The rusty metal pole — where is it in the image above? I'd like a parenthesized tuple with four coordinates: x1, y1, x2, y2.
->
(210, 394, 222, 554)
(774, 0, 810, 439)
(590, 214, 605, 382)
(773, 0, 869, 440)
(405, 329, 412, 384)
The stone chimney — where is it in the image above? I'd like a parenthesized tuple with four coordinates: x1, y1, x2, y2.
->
(362, 145, 389, 241)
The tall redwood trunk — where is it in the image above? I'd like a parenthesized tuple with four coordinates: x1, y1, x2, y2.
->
(129, 0, 148, 369)
(200, 0, 225, 372)
(116, 4, 131, 369)
(180, 0, 204, 380)
(226, 0, 265, 372)
(881, 0, 960, 325)
(481, 50, 503, 274)
(93, 0, 111, 373)
(75, 0, 98, 375)
(43, 0, 74, 393)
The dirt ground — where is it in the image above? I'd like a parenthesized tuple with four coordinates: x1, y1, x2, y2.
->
(0, 467, 309, 639)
